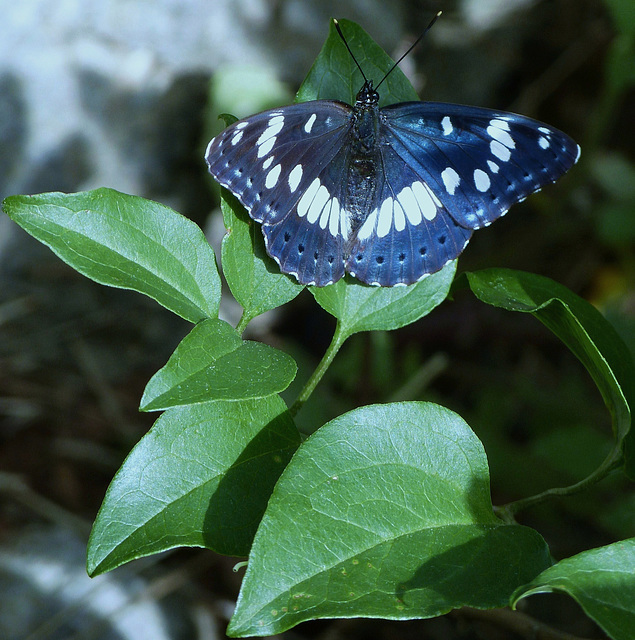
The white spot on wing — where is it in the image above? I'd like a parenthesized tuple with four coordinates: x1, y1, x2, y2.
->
(575, 144, 582, 163)
(304, 113, 317, 133)
(262, 156, 274, 170)
(231, 131, 243, 145)
(490, 140, 511, 162)
(307, 185, 330, 224)
(474, 169, 490, 192)
(487, 122, 515, 149)
(297, 178, 321, 218)
(265, 163, 281, 189)
(288, 164, 303, 192)
(490, 118, 510, 131)
(357, 208, 377, 241)
(411, 181, 437, 221)
(256, 114, 285, 157)
(538, 136, 550, 150)
(537, 126, 551, 134)
(393, 199, 406, 232)
(397, 186, 422, 225)
(339, 206, 349, 240)
(319, 197, 331, 229)
(441, 116, 453, 135)
(328, 198, 340, 237)
(257, 137, 276, 158)
(487, 160, 499, 174)
(441, 167, 461, 195)
(377, 198, 393, 238)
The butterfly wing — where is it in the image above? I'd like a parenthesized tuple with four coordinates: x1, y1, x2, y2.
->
(381, 102, 580, 229)
(345, 142, 473, 286)
(206, 102, 354, 285)
(344, 102, 580, 286)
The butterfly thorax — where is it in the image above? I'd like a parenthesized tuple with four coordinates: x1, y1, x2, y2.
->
(346, 81, 382, 236)
(350, 81, 380, 154)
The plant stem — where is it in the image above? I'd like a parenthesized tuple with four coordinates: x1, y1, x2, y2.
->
(235, 310, 252, 335)
(497, 444, 623, 520)
(289, 322, 348, 418)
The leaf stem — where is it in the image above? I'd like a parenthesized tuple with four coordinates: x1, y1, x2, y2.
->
(289, 322, 348, 418)
(235, 310, 252, 335)
(496, 444, 623, 520)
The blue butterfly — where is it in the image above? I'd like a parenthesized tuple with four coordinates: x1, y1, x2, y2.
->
(206, 19, 580, 287)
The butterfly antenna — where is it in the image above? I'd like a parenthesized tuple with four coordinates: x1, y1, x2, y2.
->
(333, 19, 369, 84)
(375, 10, 442, 91)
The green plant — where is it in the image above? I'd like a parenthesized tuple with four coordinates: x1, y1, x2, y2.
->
(3, 19, 634, 640)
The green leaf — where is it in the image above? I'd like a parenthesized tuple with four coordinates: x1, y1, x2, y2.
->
(606, 34, 635, 92)
(296, 18, 419, 106)
(87, 396, 300, 575)
(140, 318, 297, 411)
(311, 261, 456, 338)
(602, 0, 635, 36)
(220, 192, 304, 323)
(512, 539, 635, 640)
(2, 189, 221, 323)
(228, 402, 551, 636)
(463, 268, 635, 478)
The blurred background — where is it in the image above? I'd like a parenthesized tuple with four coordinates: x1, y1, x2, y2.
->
(0, 0, 633, 638)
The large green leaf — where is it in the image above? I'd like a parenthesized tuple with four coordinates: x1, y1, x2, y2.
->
(462, 268, 635, 477)
(228, 402, 551, 636)
(2, 189, 220, 323)
(140, 318, 297, 411)
(312, 262, 456, 338)
(512, 539, 635, 640)
(220, 192, 304, 324)
(87, 396, 300, 575)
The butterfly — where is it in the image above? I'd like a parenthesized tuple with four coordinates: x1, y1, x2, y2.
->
(206, 17, 580, 287)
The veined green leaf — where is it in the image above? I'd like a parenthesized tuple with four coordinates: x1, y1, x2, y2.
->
(512, 539, 635, 640)
(228, 402, 551, 636)
(463, 268, 635, 478)
(141, 318, 297, 410)
(220, 192, 304, 323)
(312, 262, 456, 339)
(87, 396, 300, 575)
(2, 189, 221, 323)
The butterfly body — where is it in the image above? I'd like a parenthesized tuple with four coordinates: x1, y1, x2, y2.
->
(206, 78, 580, 287)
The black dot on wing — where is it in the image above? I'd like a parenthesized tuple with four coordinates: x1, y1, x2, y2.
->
(376, 256, 384, 264)
(327, 255, 334, 264)
(313, 251, 319, 261)
(420, 246, 427, 256)
(284, 232, 290, 242)
(356, 253, 363, 261)
(398, 253, 405, 262)
(438, 235, 446, 245)
(298, 243, 305, 254)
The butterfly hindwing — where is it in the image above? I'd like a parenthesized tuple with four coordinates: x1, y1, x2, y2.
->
(261, 142, 354, 285)
(346, 143, 473, 286)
